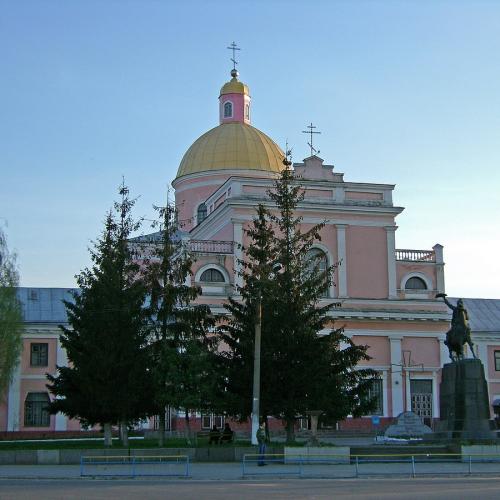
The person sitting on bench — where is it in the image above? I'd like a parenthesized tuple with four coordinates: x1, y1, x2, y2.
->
(220, 422, 234, 444)
(208, 424, 221, 444)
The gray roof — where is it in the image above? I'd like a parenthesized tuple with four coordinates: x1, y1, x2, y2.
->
(130, 229, 189, 243)
(450, 297, 500, 333)
(16, 288, 76, 323)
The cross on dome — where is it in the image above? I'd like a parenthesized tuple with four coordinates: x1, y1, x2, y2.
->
(226, 41, 241, 77)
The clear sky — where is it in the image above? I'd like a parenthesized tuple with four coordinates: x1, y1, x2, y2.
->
(1, 0, 499, 298)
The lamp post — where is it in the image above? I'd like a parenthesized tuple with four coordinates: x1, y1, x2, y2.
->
(251, 262, 282, 446)
(251, 291, 262, 445)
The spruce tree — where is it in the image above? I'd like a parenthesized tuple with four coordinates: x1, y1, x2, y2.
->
(0, 228, 23, 396)
(47, 183, 155, 446)
(221, 166, 377, 442)
(142, 197, 220, 446)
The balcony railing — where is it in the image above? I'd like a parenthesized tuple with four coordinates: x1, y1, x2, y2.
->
(395, 249, 435, 262)
(189, 240, 234, 254)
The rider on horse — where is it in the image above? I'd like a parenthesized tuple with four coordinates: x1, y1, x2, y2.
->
(436, 293, 476, 362)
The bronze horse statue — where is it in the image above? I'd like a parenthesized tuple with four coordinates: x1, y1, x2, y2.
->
(437, 293, 476, 362)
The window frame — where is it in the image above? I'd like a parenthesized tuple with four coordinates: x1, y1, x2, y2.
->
(199, 268, 225, 283)
(365, 378, 384, 416)
(305, 247, 329, 298)
(24, 392, 51, 427)
(495, 350, 500, 371)
(405, 276, 428, 291)
(196, 203, 207, 225)
(30, 342, 49, 367)
(223, 101, 233, 118)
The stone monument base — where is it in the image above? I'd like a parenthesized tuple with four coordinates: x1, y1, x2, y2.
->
(436, 358, 495, 440)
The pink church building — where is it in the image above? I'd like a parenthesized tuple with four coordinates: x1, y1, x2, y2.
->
(2, 67, 500, 435)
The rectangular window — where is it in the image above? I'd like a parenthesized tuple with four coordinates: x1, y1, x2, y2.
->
(24, 393, 50, 427)
(30, 343, 48, 367)
(201, 413, 224, 429)
(495, 351, 500, 371)
(366, 378, 383, 415)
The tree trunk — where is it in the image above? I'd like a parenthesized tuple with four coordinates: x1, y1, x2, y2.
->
(185, 410, 192, 446)
(120, 420, 129, 447)
(103, 423, 112, 447)
(158, 410, 166, 447)
(285, 418, 295, 443)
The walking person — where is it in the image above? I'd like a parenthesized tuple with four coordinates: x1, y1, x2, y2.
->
(256, 421, 266, 466)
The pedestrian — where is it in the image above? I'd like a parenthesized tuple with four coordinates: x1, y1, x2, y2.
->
(220, 422, 234, 444)
(208, 424, 220, 445)
(256, 421, 266, 466)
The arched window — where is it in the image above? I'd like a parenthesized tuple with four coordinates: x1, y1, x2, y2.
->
(200, 268, 225, 283)
(245, 103, 250, 120)
(197, 203, 207, 224)
(305, 248, 329, 297)
(24, 392, 50, 427)
(223, 101, 233, 118)
(405, 276, 427, 290)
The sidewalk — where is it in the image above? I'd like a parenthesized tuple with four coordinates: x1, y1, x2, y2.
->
(1, 459, 500, 480)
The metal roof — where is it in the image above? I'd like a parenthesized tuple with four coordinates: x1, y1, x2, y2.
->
(449, 297, 500, 333)
(16, 288, 76, 323)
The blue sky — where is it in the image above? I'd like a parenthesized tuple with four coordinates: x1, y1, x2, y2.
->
(1, 0, 499, 298)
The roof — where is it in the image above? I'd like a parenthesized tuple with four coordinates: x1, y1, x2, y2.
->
(130, 229, 189, 244)
(449, 297, 500, 333)
(175, 122, 285, 179)
(220, 77, 249, 96)
(16, 288, 76, 323)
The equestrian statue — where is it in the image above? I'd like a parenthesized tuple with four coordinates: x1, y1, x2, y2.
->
(436, 293, 476, 362)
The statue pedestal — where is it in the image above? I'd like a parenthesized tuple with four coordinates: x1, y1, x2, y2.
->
(437, 359, 495, 439)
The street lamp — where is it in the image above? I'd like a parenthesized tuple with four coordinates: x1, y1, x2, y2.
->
(251, 262, 282, 445)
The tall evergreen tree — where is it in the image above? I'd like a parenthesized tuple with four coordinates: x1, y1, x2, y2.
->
(142, 197, 220, 446)
(47, 183, 155, 446)
(221, 166, 377, 441)
(0, 228, 23, 396)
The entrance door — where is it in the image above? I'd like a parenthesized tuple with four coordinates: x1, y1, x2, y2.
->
(410, 379, 433, 426)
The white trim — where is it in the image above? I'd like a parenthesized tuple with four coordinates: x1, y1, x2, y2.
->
(336, 224, 348, 298)
(390, 337, 404, 416)
(385, 226, 397, 299)
(233, 222, 243, 290)
(7, 362, 21, 431)
(194, 264, 230, 284)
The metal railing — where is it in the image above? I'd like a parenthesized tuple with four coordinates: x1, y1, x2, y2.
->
(395, 249, 435, 262)
(242, 453, 500, 478)
(189, 240, 234, 254)
(80, 454, 190, 477)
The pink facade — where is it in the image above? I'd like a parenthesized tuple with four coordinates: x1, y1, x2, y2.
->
(2, 69, 500, 435)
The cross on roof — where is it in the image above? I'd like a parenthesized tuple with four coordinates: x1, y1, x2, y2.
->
(227, 42, 241, 71)
(302, 122, 321, 157)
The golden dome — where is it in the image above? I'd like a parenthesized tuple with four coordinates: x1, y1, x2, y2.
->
(176, 123, 285, 179)
(220, 77, 250, 96)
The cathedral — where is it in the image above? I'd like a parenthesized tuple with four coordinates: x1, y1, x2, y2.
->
(2, 64, 500, 435)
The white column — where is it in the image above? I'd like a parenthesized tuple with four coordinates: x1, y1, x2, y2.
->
(55, 340, 68, 431)
(405, 371, 412, 412)
(382, 370, 389, 417)
(432, 371, 440, 418)
(7, 361, 21, 431)
(385, 226, 397, 299)
(336, 224, 348, 298)
(433, 244, 445, 294)
(233, 221, 243, 292)
(390, 336, 404, 416)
